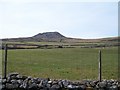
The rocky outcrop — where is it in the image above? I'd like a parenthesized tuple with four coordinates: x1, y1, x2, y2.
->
(33, 32, 66, 39)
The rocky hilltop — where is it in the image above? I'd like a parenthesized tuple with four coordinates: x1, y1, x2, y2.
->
(33, 32, 66, 39)
(2, 32, 66, 42)
(32, 32, 66, 42)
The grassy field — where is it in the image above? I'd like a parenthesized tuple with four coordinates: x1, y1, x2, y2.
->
(2, 41, 107, 47)
(2, 47, 118, 80)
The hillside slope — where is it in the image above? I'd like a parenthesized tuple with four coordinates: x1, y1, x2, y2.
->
(2, 32, 66, 42)
(1, 32, 119, 44)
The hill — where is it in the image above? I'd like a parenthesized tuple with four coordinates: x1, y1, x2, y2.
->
(33, 32, 66, 39)
(1, 32, 119, 42)
(2, 32, 66, 42)
(1, 32, 119, 49)
(32, 32, 66, 42)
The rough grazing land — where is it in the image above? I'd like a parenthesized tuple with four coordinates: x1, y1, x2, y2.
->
(2, 47, 118, 80)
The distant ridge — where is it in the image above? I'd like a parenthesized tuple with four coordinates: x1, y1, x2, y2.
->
(2, 32, 66, 42)
(1, 32, 119, 44)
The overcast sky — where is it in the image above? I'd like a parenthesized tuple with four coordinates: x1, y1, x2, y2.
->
(0, 0, 118, 39)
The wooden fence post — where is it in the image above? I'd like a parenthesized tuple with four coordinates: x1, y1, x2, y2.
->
(4, 44, 8, 79)
(98, 50, 102, 82)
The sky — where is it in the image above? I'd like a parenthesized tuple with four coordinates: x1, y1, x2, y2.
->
(0, 0, 118, 39)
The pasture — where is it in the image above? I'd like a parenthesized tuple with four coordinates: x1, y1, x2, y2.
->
(2, 47, 118, 80)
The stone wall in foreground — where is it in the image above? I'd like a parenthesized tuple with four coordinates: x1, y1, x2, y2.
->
(0, 73, 120, 90)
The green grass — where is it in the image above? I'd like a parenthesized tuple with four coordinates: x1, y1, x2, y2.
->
(2, 47, 118, 80)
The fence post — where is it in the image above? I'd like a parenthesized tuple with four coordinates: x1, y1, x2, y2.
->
(98, 50, 102, 82)
(4, 44, 8, 79)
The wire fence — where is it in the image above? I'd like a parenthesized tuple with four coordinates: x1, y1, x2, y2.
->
(2, 44, 119, 80)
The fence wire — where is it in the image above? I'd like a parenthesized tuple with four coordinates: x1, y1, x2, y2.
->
(2, 44, 118, 80)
